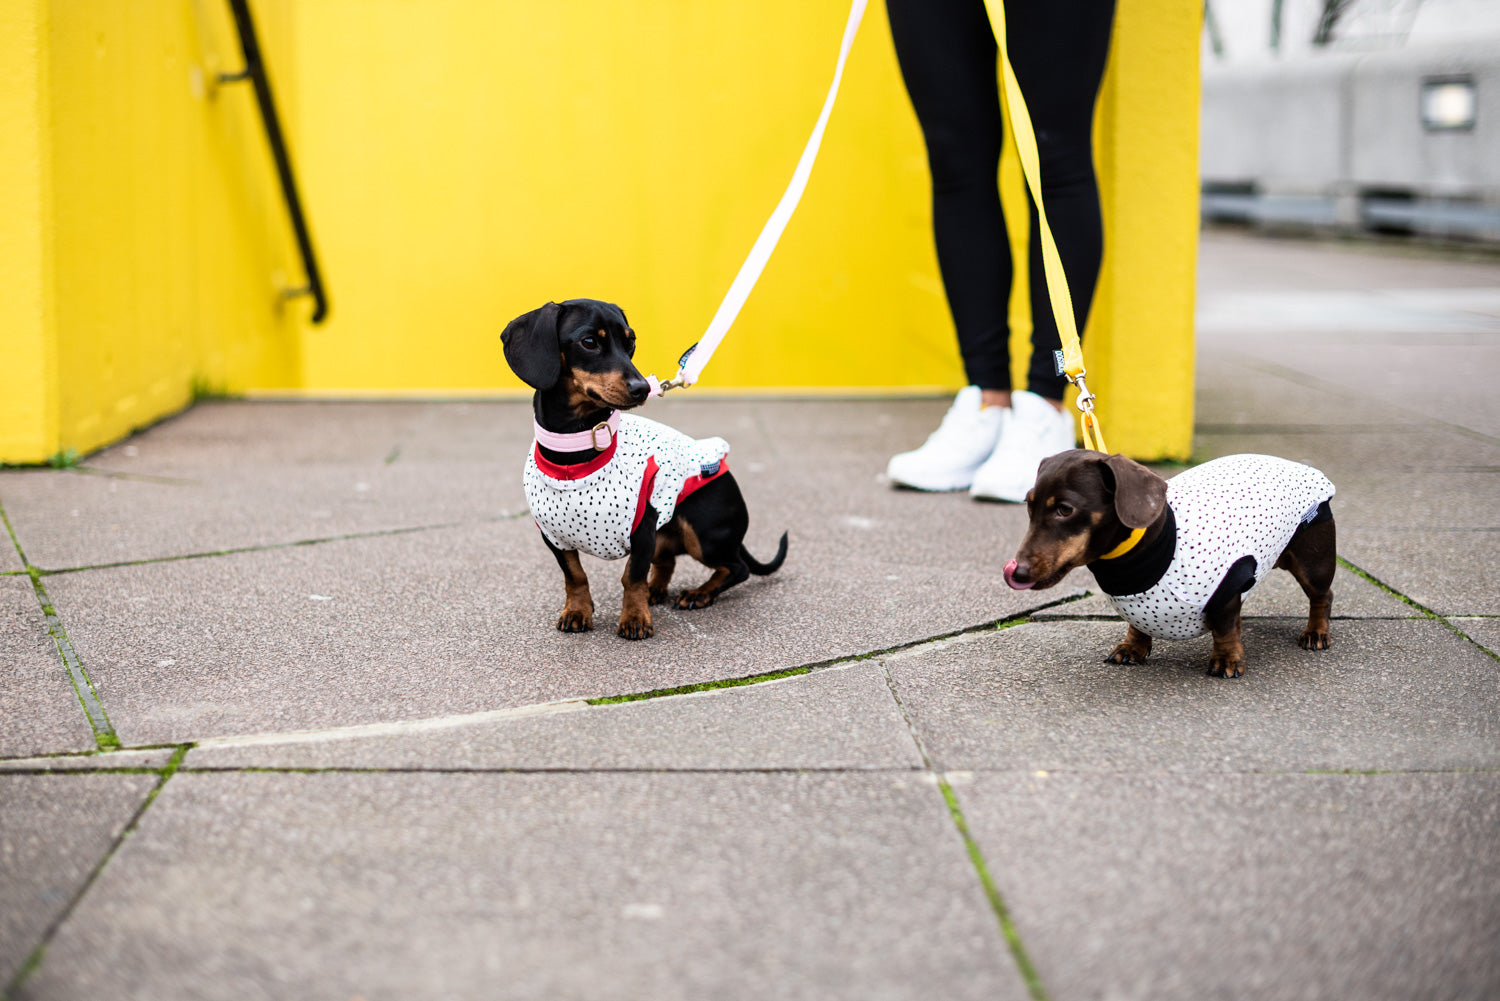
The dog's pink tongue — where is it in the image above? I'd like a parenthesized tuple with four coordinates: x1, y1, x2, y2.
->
(1003, 559, 1034, 590)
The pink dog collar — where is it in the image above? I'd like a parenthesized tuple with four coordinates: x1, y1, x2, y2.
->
(533, 411, 620, 452)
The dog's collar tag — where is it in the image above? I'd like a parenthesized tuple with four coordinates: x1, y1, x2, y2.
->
(1098, 526, 1146, 561)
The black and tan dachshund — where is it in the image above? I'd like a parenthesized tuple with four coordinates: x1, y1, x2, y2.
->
(502, 298, 787, 640)
(1005, 450, 1337, 678)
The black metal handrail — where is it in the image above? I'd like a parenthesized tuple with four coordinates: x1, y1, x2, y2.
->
(221, 0, 329, 324)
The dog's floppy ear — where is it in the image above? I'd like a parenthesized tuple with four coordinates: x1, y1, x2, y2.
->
(501, 302, 564, 390)
(1100, 453, 1168, 529)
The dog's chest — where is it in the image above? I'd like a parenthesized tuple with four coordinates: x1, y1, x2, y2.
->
(525, 415, 729, 560)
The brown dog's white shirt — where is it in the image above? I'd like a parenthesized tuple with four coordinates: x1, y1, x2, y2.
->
(1105, 454, 1336, 641)
(525, 414, 730, 560)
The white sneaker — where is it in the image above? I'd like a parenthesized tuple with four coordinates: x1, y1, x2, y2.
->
(969, 390, 1076, 502)
(886, 386, 1006, 491)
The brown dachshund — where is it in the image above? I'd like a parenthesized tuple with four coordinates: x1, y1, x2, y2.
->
(1004, 450, 1337, 678)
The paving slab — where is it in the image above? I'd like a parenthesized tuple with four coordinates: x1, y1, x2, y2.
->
(957, 771, 1500, 1001)
(187, 660, 921, 771)
(0, 749, 176, 773)
(1339, 528, 1500, 616)
(0, 577, 97, 758)
(0, 534, 21, 574)
(0, 400, 539, 571)
(1196, 231, 1500, 295)
(0, 459, 528, 575)
(1235, 340, 1500, 440)
(1449, 617, 1500, 658)
(24, 772, 1023, 1001)
(885, 618, 1500, 773)
(1193, 352, 1426, 431)
(0, 772, 158, 986)
(43, 508, 1077, 746)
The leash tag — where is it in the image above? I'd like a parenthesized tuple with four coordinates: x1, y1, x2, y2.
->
(1053, 350, 1066, 378)
(677, 343, 699, 369)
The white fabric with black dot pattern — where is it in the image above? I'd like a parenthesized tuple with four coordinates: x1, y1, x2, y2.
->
(1105, 453, 1336, 640)
(524, 413, 729, 560)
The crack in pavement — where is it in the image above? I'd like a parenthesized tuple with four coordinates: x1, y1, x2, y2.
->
(28, 513, 530, 577)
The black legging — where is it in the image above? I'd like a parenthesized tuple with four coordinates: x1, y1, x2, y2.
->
(887, 0, 1116, 399)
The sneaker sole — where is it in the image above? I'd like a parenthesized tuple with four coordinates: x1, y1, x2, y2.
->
(890, 479, 973, 493)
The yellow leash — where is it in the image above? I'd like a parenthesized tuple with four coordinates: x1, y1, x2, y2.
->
(982, 0, 1109, 454)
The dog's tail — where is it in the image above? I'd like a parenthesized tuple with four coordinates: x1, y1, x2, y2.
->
(741, 532, 788, 576)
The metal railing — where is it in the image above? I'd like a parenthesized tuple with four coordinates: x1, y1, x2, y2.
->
(220, 0, 329, 324)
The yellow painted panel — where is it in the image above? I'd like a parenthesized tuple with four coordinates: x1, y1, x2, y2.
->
(41, 0, 303, 458)
(1088, 0, 1201, 460)
(0, 0, 56, 464)
(291, 0, 959, 393)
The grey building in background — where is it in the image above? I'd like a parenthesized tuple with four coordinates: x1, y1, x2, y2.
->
(1201, 0, 1500, 241)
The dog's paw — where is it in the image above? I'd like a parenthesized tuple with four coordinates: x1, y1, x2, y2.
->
(1298, 627, 1331, 651)
(1105, 643, 1149, 665)
(1207, 654, 1245, 678)
(674, 590, 717, 610)
(649, 586, 670, 606)
(617, 614, 654, 640)
(557, 606, 593, 632)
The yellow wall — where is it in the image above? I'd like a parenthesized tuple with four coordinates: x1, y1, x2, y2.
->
(1087, 0, 1201, 460)
(2, 0, 1198, 463)
(2, 0, 304, 464)
(289, 0, 959, 395)
(0, 0, 57, 463)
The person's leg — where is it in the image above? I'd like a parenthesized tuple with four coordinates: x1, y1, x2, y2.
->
(887, 0, 1011, 394)
(1009, 0, 1117, 403)
(971, 0, 1116, 501)
(885, 0, 1015, 491)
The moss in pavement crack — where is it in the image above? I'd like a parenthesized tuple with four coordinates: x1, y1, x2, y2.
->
(938, 777, 1050, 1001)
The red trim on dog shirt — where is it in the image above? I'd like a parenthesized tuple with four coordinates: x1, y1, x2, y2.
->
(632, 456, 660, 534)
(676, 457, 730, 505)
(532, 437, 618, 481)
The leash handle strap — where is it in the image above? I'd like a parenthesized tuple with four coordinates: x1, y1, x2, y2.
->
(982, 0, 1084, 381)
(673, 0, 868, 388)
(985, 0, 1112, 454)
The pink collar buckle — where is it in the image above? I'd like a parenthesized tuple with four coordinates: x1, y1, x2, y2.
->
(533, 411, 620, 453)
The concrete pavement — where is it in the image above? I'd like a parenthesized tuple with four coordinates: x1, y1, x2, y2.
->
(2, 231, 1498, 999)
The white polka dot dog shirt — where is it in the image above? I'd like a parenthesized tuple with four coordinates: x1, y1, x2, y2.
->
(1095, 453, 1336, 641)
(524, 413, 730, 560)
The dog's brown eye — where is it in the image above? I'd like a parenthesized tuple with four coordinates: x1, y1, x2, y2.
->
(580, 336, 599, 351)
(1053, 503, 1074, 519)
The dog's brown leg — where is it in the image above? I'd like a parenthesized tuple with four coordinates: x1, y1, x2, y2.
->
(649, 524, 683, 607)
(1205, 592, 1246, 678)
(618, 506, 656, 639)
(670, 519, 749, 609)
(619, 565, 653, 638)
(1275, 517, 1337, 651)
(677, 567, 733, 609)
(1105, 625, 1153, 665)
(555, 549, 593, 633)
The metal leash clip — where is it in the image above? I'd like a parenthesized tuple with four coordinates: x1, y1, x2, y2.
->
(1054, 349, 1106, 452)
(655, 342, 702, 396)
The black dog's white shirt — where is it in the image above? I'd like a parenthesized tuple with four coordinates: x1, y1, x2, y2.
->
(524, 414, 730, 560)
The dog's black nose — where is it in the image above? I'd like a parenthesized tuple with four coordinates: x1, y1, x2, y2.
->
(626, 376, 651, 403)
